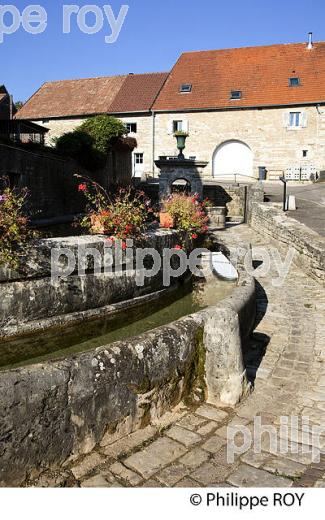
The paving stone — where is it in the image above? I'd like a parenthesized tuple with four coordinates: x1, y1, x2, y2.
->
(156, 463, 188, 486)
(202, 435, 228, 454)
(174, 477, 201, 488)
(166, 426, 202, 447)
(180, 448, 210, 469)
(262, 457, 306, 478)
(176, 414, 207, 431)
(71, 453, 104, 480)
(227, 464, 292, 487)
(191, 462, 231, 485)
(197, 421, 218, 437)
(124, 437, 186, 479)
(195, 405, 229, 423)
(102, 425, 157, 458)
(141, 479, 163, 488)
(109, 462, 143, 486)
(80, 474, 118, 488)
(241, 450, 271, 469)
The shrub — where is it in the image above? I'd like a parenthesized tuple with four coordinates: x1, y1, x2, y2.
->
(54, 130, 104, 170)
(163, 193, 209, 236)
(76, 176, 154, 242)
(0, 180, 35, 269)
(79, 115, 127, 154)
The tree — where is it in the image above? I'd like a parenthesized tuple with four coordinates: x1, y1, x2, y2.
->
(79, 115, 127, 154)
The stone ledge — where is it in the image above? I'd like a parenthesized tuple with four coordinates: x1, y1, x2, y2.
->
(250, 202, 325, 285)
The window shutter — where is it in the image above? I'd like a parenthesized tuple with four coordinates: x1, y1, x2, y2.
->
(183, 120, 189, 132)
(301, 112, 308, 128)
(283, 112, 290, 128)
(167, 120, 174, 135)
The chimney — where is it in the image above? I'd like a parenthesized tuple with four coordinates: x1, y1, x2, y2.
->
(307, 32, 313, 50)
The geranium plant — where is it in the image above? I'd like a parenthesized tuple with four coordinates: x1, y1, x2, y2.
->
(76, 176, 154, 242)
(162, 193, 209, 238)
(0, 180, 35, 269)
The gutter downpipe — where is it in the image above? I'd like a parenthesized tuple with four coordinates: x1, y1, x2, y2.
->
(151, 110, 156, 178)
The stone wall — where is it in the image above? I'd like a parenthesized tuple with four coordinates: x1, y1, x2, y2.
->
(0, 230, 182, 337)
(0, 143, 132, 220)
(250, 202, 325, 285)
(35, 113, 154, 179)
(154, 106, 323, 179)
(0, 248, 255, 486)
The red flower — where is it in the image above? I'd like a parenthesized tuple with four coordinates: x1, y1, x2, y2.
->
(174, 245, 182, 250)
(121, 241, 127, 251)
(78, 183, 87, 192)
(192, 233, 198, 239)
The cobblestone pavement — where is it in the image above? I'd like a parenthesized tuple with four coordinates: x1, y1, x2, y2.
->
(28, 225, 325, 488)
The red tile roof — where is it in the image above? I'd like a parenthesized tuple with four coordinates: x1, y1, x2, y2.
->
(153, 42, 325, 111)
(16, 75, 127, 119)
(109, 72, 169, 113)
(15, 73, 168, 120)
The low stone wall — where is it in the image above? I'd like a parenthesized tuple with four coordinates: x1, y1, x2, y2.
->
(0, 230, 182, 337)
(0, 248, 256, 486)
(250, 202, 325, 285)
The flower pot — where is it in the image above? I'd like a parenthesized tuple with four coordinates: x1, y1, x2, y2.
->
(159, 211, 174, 229)
(90, 214, 106, 234)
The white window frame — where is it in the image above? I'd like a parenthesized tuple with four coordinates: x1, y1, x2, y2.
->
(284, 111, 307, 130)
(126, 122, 137, 134)
(134, 152, 144, 165)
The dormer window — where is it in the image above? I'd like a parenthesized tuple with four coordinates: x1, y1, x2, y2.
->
(180, 84, 192, 93)
(289, 77, 300, 87)
(230, 90, 242, 100)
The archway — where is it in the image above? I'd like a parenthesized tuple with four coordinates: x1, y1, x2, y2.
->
(171, 178, 191, 195)
(213, 140, 253, 179)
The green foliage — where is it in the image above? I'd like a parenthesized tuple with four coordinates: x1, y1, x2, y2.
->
(0, 180, 36, 269)
(76, 176, 153, 241)
(54, 130, 104, 171)
(79, 115, 127, 154)
(163, 193, 209, 236)
(54, 116, 127, 171)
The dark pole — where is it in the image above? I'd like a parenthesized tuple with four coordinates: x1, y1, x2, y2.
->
(280, 176, 287, 212)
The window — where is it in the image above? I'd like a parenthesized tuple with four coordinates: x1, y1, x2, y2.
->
(180, 84, 192, 93)
(135, 153, 143, 164)
(42, 119, 49, 124)
(289, 112, 302, 127)
(303, 149, 308, 158)
(289, 77, 300, 87)
(126, 122, 137, 133)
(230, 90, 242, 100)
(173, 120, 184, 132)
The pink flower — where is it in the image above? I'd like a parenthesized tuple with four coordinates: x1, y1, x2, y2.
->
(192, 233, 198, 239)
(78, 183, 87, 192)
(174, 245, 182, 250)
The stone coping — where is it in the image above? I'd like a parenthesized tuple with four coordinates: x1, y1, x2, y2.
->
(250, 202, 325, 285)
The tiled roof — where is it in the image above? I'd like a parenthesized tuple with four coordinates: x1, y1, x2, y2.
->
(109, 72, 169, 113)
(15, 73, 168, 120)
(15, 75, 127, 119)
(153, 42, 325, 111)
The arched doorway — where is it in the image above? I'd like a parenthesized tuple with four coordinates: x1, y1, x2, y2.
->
(213, 140, 253, 179)
(171, 178, 191, 195)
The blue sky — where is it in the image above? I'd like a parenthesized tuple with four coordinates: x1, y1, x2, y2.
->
(2, 0, 325, 101)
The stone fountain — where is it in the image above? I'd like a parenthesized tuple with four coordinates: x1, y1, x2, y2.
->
(155, 131, 208, 200)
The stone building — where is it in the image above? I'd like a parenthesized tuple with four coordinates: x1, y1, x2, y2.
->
(16, 36, 325, 181)
(15, 73, 169, 179)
